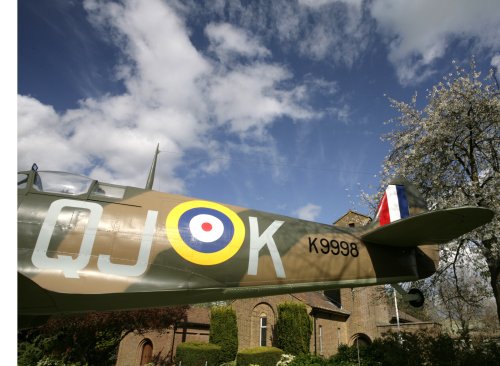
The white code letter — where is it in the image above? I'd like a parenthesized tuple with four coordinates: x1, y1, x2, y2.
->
(97, 210, 158, 277)
(32, 199, 103, 278)
(248, 217, 286, 278)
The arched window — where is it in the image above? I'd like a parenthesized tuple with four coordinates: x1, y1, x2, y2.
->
(140, 339, 153, 366)
(260, 315, 267, 346)
(350, 333, 371, 348)
(251, 303, 274, 348)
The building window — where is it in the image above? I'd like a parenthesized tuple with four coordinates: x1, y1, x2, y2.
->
(319, 325, 323, 355)
(260, 315, 267, 346)
(337, 328, 341, 346)
(351, 333, 372, 348)
(140, 339, 153, 366)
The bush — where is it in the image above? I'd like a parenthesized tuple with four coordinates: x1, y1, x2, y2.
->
(329, 331, 500, 366)
(457, 337, 500, 366)
(175, 342, 221, 366)
(276, 353, 295, 366)
(288, 353, 328, 366)
(236, 346, 283, 366)
(210, 306, 238, 363)
(219, 362, 237, 366)
(18, 334, 44, 366)
(275, 303, 312, 355)
(422, 332, 458, 366)
(230, 331, 500, 366)
(331, 343, 380, 366)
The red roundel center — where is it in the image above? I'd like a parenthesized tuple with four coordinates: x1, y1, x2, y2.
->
(201, 222, 212, 232)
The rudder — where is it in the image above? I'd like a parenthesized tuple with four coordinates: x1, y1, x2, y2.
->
(375, 177, 428, 227)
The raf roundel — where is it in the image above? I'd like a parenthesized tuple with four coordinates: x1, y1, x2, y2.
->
(166, 200, 245, 265)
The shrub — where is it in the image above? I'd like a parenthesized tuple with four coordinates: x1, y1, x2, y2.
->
(288, 353, 327, 366)
(275, 303, 312, 355)
(210, 306, 238, 363)
(332, 343, 380, 366)
(458, 337, 500, 366)
(330, 331, 500, 366)
(276, 353, 295, 366)
(219, 362, 237, 366)
(422, 332, 458, 366)
(236, 346, 283, 366)
(175, 342, 221, 366)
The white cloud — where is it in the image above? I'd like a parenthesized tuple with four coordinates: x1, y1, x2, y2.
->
(294, 203, 322, 221)
(307, 74, 337, 91)
(198, 0, 372, 68)
(370, 0, 500, 84)
(296, 1, 370, 65)
(18, 0, 315, 190)
(299, 0, 363, 10)
(85, 0, 211, 111)
(328, 104, 351, 124)
(205, 23, 270, 61)
(209, 63, 315, 137)
(491, 54, 500, 81)
(18, 96, 90, 172)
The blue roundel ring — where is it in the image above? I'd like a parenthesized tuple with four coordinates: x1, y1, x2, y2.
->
(166, 200, 245, 265)
(178, 207, 234, 253)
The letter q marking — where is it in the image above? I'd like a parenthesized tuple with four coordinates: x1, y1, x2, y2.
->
(32, 199, 103, 278)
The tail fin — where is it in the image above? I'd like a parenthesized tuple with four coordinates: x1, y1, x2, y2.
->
(365, 177, 493, 279)
(364, 177, 494, 247)
(374, 177, 427, 227)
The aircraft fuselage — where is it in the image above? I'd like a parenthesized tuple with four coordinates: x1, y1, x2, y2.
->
(18, 170, 437, 316)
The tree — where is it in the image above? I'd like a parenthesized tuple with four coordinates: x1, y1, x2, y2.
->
(379, 59, 500, 323)
(18, 306, 188, 365)
(275, 302, 312, 355)
(434, 263, 491, 337)
(209, 306, 238, 363)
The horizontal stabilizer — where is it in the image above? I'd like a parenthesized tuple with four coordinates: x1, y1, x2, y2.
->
(362, 207, 494, 247)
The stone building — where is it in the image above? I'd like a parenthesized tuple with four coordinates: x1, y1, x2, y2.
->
(116, 307, 211, 365)
(230, 291, 350, 357)
(115, 211, 440, 365)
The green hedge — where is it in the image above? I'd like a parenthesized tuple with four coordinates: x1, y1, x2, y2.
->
(236, 346, 283, 366)
(275, 303, 312, 355)
(175, 342, 221, 366)
(209, 306, 238, 363)
(284, 331, 500, 366)
(286, 353, 332, 366)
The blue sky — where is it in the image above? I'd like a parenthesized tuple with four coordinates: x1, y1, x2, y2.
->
(17, 0, 500, 224)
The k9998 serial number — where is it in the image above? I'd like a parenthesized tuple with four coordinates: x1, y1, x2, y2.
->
(308, 237, 359, 257)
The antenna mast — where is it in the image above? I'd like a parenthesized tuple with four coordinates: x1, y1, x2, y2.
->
(145, 143, 160, 190)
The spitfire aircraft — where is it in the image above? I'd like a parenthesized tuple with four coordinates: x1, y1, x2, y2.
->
(18, 147, 494, 327)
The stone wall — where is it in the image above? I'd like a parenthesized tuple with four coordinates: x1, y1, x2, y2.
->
(116, 323, 209, 365)
(340, 286, 392, 344)
(117, 330, 174, 366)
(231, 294, 348, 357)
(231, 294, 295, 350)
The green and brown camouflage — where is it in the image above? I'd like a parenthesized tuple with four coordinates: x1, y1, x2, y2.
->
(18, 160, 494, 326)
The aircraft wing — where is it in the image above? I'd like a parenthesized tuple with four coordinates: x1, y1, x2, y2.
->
(362, 206, 494, 247)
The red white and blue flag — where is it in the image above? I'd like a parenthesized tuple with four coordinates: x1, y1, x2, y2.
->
(376, 184, 410, 226)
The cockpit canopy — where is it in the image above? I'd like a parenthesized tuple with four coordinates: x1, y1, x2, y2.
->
(18, 170, 127, 200)
(31, 171, 95, 196)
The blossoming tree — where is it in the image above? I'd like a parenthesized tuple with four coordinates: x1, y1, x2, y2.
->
(380, 60, 499, 323)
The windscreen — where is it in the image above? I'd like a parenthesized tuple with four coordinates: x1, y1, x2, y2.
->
(33, 171, 94, 196)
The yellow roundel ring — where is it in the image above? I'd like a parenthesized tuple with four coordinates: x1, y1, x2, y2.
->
(166, 200, 245, 265)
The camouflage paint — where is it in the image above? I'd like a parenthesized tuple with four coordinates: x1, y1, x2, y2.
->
(18, 169, 493, 319)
